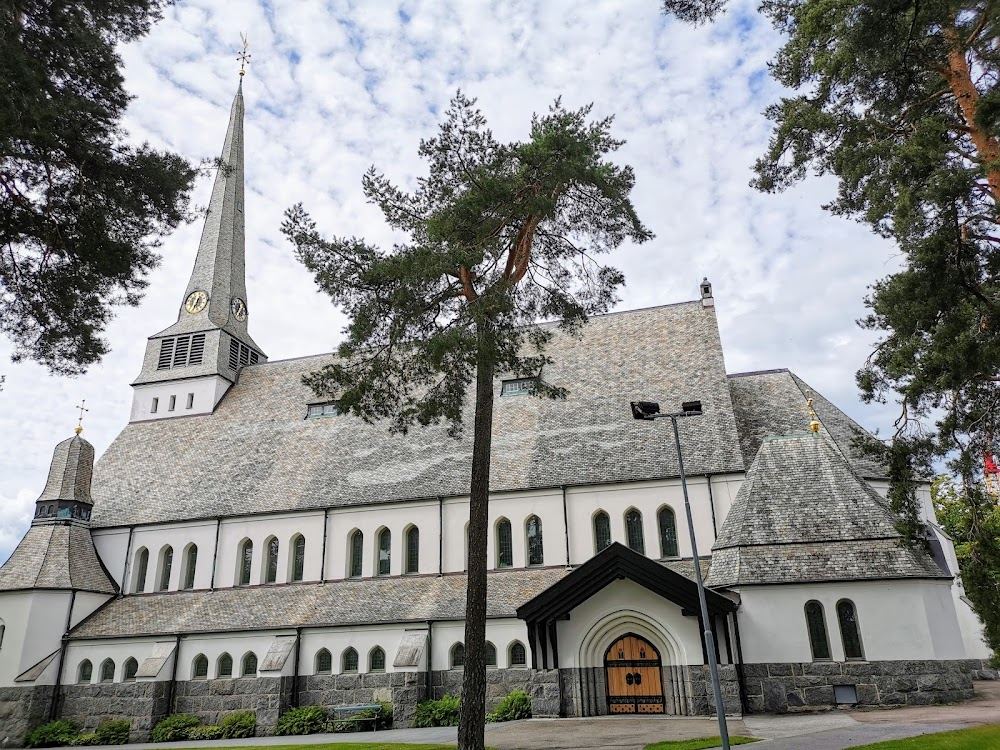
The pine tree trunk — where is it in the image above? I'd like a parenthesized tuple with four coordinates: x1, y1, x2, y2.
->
(457, 320, 496, 750)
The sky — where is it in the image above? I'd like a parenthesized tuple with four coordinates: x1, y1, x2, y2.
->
(0, 0, 905, 564)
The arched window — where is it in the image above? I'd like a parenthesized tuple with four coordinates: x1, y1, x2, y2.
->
(265, 537, 279, 584)
(123, 657, 138, 682)
(134, 548, 149, 593)
(377, 528, 391, 576)
(837, 600, 865, 660)
(509, 641, 527, 668)
(99, 659, 115, 683)
(0, 618, 5, 649)
(77, 659, 93, 683)
(625, 509, 645, 554)
(805, 601, 831, 661)
(405, 526, 419, 574)
(593, 511, 612, 553)
(182, 544, 198, 590)
(192, 654, 209, 679)
(242, 652, 258, 677)
(450, 643, 465, 669)
(658, 507, 679, 558)
(496, 519, 513, 569)
(217, 653, 233, 678)
(342, 648, 359, 673)
(315, 649, 332, 674)
(238, 539, 253, 585)
(485, 642, 497, 668)
(526, 515, 543, 566)
(349, 531, 363, 578)
(158, 546, 173, 591)
(291, 535, 306, 582)
(369, 646, 386, 672)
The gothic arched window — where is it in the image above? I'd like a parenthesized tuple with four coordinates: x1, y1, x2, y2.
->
(315, 649, 332, 674)
(349, 531, 363, 578)
(265, 537, 279, 584)
(450, 643, 465, 669)
(405, 526, 420, 574)
(485, 641, 497, 667)
(509, 641, 527, 668)
(377, 528, 391, 576)
(158, 546, 173, 591)
(593, 511, 612, 553)
(625, 509, 645, 554)
(496, 519, 513, 569)
(134, 548, 149, 593)
(217, 653, 233, 678)
(123, 657, 138, 682)
(369, 646, 386, 672)
(77, 659, 93, 683)
(242, 652, 258, 677)
(238, 540, 253, 586)
(526, 515, 543, 566)
(342, 648, 359, 673)
(805, 601, 831, 661)
(182, 544, 198, 590)
(99, 658, 115, 683)
(291, 535, 306, 582)
(192, 654, 209, 679)
(837, 600, 865, 660)
(658, 506, 679, 558)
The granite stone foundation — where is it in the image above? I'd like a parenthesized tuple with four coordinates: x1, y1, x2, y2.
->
(0, 685, 54, 747)
(742, 659, 979, 713)
(58, 681, 171, 742)
(172, 676, 293, 736)
(432, 668, 559, 717)
(297, 671, 425, 727)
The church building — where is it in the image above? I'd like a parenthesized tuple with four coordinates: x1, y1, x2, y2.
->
(0, 82, 994, 745)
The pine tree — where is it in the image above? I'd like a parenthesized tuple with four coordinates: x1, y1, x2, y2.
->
(662, 0, 1000, 655)
(1, 0, 197, 375)
(282, 92, 651, 750)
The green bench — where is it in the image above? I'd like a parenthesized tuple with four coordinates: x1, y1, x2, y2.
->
(331, 704, 383, 731)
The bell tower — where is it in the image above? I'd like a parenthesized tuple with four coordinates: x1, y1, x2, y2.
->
(130, 80, 266, 422)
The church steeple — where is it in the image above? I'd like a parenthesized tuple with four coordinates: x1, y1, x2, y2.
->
(129, 81, 266, 422)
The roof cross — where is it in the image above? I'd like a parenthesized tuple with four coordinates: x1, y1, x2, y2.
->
(75, 399, 89, 435)
(238, 33, 251, 78)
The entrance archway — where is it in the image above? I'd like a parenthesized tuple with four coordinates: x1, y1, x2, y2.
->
(604, 633, 665, 714)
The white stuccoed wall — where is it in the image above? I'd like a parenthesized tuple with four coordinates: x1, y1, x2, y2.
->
(129, 376, 232, 423)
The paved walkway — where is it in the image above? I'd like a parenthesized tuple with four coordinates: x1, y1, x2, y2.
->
(93, 681, 1000, 750)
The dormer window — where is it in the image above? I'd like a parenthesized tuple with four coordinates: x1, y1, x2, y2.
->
(157, 333, 206, 370)
(501, 377, 537, 396)
(306, 402, 339, 419)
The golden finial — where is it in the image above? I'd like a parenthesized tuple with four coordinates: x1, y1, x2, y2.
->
(237, 33, 251, 78)
(75, 400, 89, 435)
(805, 392, 821, 434)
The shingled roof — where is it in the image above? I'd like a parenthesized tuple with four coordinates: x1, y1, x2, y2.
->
(707, 433, 946, 586)
(0, 524, 117, 594)
(91, 301, 746, 528)
(727, 369, 887, 479)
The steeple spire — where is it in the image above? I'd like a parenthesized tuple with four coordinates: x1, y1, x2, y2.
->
(130, 80, 266, 420)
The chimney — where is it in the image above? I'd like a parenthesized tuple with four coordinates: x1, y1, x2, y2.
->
(700, 277, 714, 307)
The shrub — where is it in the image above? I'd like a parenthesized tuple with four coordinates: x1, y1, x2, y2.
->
(487, 689, 532, 722)
(150, 714, 199, 743)
(69, 734, 97, 747)
(26, 721, 79, 748)
(185, 725, 225, 740)
(376, 702, 393, 731)
(413, 694, 460, 728)
(276, 706, 328, 736)
(219, 710, 256, 739)
(94, 719, 131, 745)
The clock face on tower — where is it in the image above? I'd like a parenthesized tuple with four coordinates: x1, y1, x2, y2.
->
(231, 297, 248, 322)
(184, 290, 209, 314)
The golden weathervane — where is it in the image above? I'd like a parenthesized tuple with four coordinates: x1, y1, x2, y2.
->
(238, 33, 251, 78)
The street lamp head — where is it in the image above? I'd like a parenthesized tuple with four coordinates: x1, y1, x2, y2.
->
(630, 401, 660, 421)
(682, 400, 703, 416)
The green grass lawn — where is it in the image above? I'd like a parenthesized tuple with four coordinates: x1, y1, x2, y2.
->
(644, 737, 759, 750)
(848, 724, 1000, 749)
(172, 745, 456, 750)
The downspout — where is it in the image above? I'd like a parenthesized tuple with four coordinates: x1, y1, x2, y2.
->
(119, 526, 135, 597)
(49, 590, 77, 720)
(561, 485, 570, 568)
(706, 475, 718, 539)
(425, 620, 434, 699)
(732, 610, 749, 715)
(167, 634, 182, 714)
(292, 627, 303, 707)
(209, 517, 222, 590)
(437, 497, 444, 576)
(319, 509, 330, 582)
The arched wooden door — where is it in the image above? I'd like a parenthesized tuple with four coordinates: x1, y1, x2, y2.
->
(604, 633, 665, 714)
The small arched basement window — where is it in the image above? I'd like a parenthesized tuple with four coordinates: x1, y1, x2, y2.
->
(217, 653, 233, 678)
(315, 649, 332, 674)
(450, 643, 465, 669)
(377, 528, 391, 576)
(123, 657, 138, 682)
(0, 618, 5, 650)
(525, 515, 543, 566)
(837, 600, 865, 660)
(342, 648, 359, 673)
(485, 642, 497, 667)
(349, 531, 364, 578)
(100, 659, 115, 683)
(369, 646, 386, 672)
(265, 537, 279, 584)
(291, 534, 306, 582)
(658, 506, 679, 558)
(192, 654, 209, 679)
(77, 659, 93, 683)
(405, 526, 419, 574)
(625, 509, 645, 554)
(242, 652, 258, 677)
(496, 519, 513, 569)
(593, 511, 612, 553)
(509, 641, 527, 668)
(804, 601, 831, 661)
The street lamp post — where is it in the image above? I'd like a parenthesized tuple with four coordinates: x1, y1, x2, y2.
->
(630, 400, 730, 750)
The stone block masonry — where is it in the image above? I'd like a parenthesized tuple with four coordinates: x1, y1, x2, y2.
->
(432, 668, 558, 717)
(741, 659, 980, 713)
(172, 675, 294, 736)
(0, 686, 54, 747)
(298, 671, 426, 727)
(59, 682, 171, 742)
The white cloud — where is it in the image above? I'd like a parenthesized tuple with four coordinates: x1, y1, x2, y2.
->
(0, 0, 906, 563)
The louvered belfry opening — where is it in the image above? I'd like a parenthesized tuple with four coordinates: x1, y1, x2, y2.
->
(228, 339, 259, 371)
(157, 333, 206, 370)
